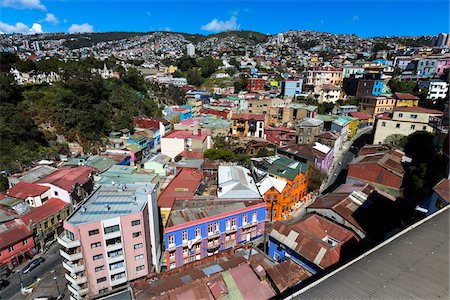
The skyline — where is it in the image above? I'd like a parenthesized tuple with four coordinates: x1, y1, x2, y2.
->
(0, 0, 449, 37)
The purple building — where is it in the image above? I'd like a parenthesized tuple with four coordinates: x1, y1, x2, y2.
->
(277, 142, 333, 172)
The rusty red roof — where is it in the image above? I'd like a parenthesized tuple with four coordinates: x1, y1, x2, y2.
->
(0, 219, 33, 250)
(269, 214, 359, 269)
(7, 181, 50, 199)
(176, 150, 204, 160)
(36, 166, 97, 192)
(433, 179, 450, 203)
(394, 92, 419, 100)
(20, 198, 68, 226)
(393, 106, 443, 115)
(164, 130, 210, 141)
(266, 260, 312, 293)
(157, 168, 202, 209)
(349, 111, 372, 120)
(231, 113, 265, 121)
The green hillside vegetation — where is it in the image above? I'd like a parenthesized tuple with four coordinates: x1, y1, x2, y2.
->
(0, 53, 160, 172)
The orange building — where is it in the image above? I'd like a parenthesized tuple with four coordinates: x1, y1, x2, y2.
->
(252, 156, 310, 221)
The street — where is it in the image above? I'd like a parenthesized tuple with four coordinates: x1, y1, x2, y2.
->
(321, 127, 373, 194)
(0, 243, 65, 300)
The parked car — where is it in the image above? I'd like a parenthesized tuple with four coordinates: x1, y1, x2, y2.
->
(0, 264, 11, 278)
(0, 279, 9, 290)
(22, 257, 45, 274)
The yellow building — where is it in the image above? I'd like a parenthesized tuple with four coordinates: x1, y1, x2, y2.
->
(344, 116, 359, 139)
(359, 96, 396, 116)
(168, 65, 178, 74)
(394, 92, 419, 107)
(230, 113, 265, 138)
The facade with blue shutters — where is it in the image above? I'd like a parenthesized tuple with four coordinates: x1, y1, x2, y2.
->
(163, 200, 266, 269)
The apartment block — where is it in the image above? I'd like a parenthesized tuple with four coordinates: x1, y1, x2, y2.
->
(58, 184, 160, 299)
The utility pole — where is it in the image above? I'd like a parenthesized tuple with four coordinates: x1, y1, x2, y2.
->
(54, 276, 61, 298)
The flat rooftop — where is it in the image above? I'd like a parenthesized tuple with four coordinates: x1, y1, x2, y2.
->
(67, 184, 156, 226)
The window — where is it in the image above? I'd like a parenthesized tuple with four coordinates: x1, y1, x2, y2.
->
(396, 123, 400, 129)
(195, 227, 201, 237)
(133, 231, 141, 238)
(23, 239, 28, 245)
(95, 265, 105, 272)
(168, 234, 175, 245)
(423, 126, 427, 130)
(89, 229, 99, 236)
(243, 214, 248, 225)
(109, 260, 124, 270)
(111, 271, 126, 281)
(169, 252, 175, 259)
(170, 262, 176, 269)
(136, 265, 145, 272)
(398, 113, 403, 117)
(252, 212, 257, 223)
(99, 288, 109, 294)
(104, 225, 120, 234)
(411, 125, 416, 130)
(410, 114, 418, 119)
(91, 242, 101, 249)
(135, 254, 144, 260)
(134, 243, 143, 249)
(107, 249, 123, 258)
(54, 191, 58, 196)
(97, 277, 107, 283)
(182, 231, 188, 242)
(93, 254, 103, 261)
(131, 220, 140, 226)
(8, 246, 14, 252)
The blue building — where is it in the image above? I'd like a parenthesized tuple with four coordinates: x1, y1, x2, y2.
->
(334, 105, 358, 116)
(164, 199, 266, 269)
(128, 133, 150, 155)
(268, 214, 359, 274)
(281, 80, 303, 97)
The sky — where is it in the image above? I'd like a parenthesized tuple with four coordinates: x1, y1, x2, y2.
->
(0, 0, 449, 37)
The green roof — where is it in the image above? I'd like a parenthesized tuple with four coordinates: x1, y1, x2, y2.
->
(266, 157, 303, 181)
(129, 133, 147, 142)
(316, 114, 339, 122)
(65, 155, 117, 173)
(126, 143, 144, 153)
(99, 165, 158, 184)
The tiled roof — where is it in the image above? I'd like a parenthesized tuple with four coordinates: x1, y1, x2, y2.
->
(393, 106, 443, 115)
(231, 113, 265, 121)
(36, 166, 97, 192)
(20, 198, 68, 225)
(394, 92, 419, 100)
(0, 219, 33, 249)
(278, 143, 331, 160)
(349, 111, 372, 120)
(7, 181, 50, 199)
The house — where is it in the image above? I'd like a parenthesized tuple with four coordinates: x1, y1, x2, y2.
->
(265, 127, 297, 146)
(36, 166, 97, 206)
(58, 183, 160, 298)
(356, 79, 384, 98)
(296, 118, 324, 144)
(359, 96, 396, 116)
(163, 198, 266, 269)
(349, 111, 373, 128)
(277, 143, 333, 172)
(230, 113, 265, 138)
(134, 117, 171, 137)
(315, 131, 342, 157)
(307, 183, 398, 240)
(64, 155, 118, 173)
(0, 218, 35, 269)
(20, 197, 71, 250)
(143, 154, 172, 176)
(316, 114, 339, 131)
(347, 146, 409, 197)
(305, 67, 343, 87)
(268, 214, 359, 274)
(252, 156, 310, 221)
(416, 178, 449, 216)
(218, 166, 261, 199)
(128, 133, 151, 157)
(393, 92, 419, 107)
(247, 78, 266, 91)
(343, 116, 359, 139)
(6, 181, 52, 207)
(281, 80, 303, 97)
(97, 165, 160, 187)
(157, 168, 203, 225)
(331, 117, 350, 141)
(160, 129, 212, 160)
(372, 106, 444, 144)
(316, 84, 341, 103)
(268, 103, 319, 128)
(425, 81, 449, 100)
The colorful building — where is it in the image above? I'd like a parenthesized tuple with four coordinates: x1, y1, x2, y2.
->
(264, 127, 297, 146)
(0, 218, 35, 269)
(277, 142, 333, 172)
(58, 183, 160, 298)
(160, 129, 212, 160)
(359, 96, 396, 117)
(393, 92, 419, 107)
(163, 198, 266, 269)
(247, 78, 266, 91)
(230, 113, 265, 138)
(252, 156, 310, 221)
(343, 116, 359, 139)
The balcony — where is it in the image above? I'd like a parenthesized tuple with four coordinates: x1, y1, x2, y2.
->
(110, 265, 126, 275)
(65, 272, 87, 286)
(60, 248, 83, 261)
(105, 242, 123, 252)
(110, 276, 127, 286)
(68, 283, 89, 299)
(58, 235, 80, 249)
(108, 254, 124, 264)
(104, 230, 121, 241)
(62, 261, 85, 273)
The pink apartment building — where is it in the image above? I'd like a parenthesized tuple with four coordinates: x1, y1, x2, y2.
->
(57, 183, 161, 299)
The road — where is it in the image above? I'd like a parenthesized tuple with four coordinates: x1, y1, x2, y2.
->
(321, 127, 373, 194)
(0, 243, 64, 300)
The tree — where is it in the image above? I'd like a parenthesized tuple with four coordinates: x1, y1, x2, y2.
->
(0, 52, 18, 72)
(203, 148, 237, 161)
(384, 134, 408, 150)
(0, 175, 8, 193)
(307, 168, 327, 192)
(0, 73, 22, 104)
(122, 68, 146, 93)
(233, 76, 247, 92)
(186, 69, 203, 86)
(388, 79, 417, 93)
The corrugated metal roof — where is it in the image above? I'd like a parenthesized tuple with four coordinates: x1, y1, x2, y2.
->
(292, 207, 449, 300)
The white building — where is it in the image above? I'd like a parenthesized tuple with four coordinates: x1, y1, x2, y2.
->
(277, 33, 284, 44)
(187, 43, 195, 57)
(217, 166, 261, 199)
(373, 106, 444, 144)
(428, 81, 449, 100)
